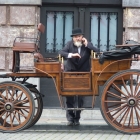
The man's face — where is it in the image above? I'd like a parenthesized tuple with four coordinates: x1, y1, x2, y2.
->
(73, 35, 83, 42)
(73, 35, 83, 47)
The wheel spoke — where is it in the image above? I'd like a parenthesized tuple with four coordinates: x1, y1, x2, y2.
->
(134, 82, 140, 97)
(122, 107, 130, 127)
(136, 91, 140, 98)
(0, 108, 5, 112)
(15, 110, 27, 119)
(131, 107, 134, 128)
(21, 108, 29, 113)
(107, 91, 124, 99)
(105, 100, 126, 103)
(10, 87, 16, 101)
(19, 92, 23, 101)
(128, 108, 133, 127)
(121, 77, 131, 96)
(12, 111, 16, 123)
(0, 110, 6, 117)
(10, 113, 13, 127)
(119, 107, 129, 124)
(130, 75, 133, 96)
(14, 99, 29, 106)
(106, 104, 127, 114)
(13, 111, 21, 124)
(112, 83, 128, 97)
(6, 87, 9, 100)
(14, 106, 30, 109)
(134, 107, 140, 126)
(13, 91, 23, 103)
(111, 105, 126, 117)
(108, 102, 126, 108)
(3, 112, 9, 127)
(112, 106, 127, 122)
(0, 92, 6, 102)
(0, 101, 4, 105)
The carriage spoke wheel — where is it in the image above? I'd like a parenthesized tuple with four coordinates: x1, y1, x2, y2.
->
(16, 81, 43, 129)
(101, 69, 140, 134)
(0, 81, 35, 132)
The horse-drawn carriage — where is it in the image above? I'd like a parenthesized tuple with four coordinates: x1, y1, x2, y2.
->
(0, 23, 140, 134)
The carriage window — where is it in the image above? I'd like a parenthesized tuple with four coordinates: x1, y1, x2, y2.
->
(90, 12, 118, 51)
(46, 11, 74, 53)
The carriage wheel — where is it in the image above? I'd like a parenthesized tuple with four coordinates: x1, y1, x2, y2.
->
(101, 69, 140, 134)
(16, 81, 43, 129)
(0, 81, 35, 132)
(25, 86, 43, 129)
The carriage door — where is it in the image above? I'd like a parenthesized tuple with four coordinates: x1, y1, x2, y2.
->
(40, 6, 123, 108)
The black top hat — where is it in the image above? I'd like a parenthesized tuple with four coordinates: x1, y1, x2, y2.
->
(71, 28, 84, 37)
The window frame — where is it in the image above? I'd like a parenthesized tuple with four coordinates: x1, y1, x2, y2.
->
(40, 6, 78, 57)
(84, 8, 123, 50)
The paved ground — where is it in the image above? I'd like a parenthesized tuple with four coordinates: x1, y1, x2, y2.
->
(1, 116, 140, 140)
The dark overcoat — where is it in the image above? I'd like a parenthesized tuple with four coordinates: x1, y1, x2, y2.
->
(59, 40, 99, 72)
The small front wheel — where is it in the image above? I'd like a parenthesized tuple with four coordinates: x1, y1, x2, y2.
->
(0, 81, 35, 132)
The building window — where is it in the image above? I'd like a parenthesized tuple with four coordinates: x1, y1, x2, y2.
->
(46, 11, 74, 53)
(90, 12, 118, 51)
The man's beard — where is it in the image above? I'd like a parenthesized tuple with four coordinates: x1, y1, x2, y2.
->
(74, 41, 82, 47)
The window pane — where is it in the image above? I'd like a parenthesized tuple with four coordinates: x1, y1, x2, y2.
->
(91, 13, 98, 48)
(56, 12, 63, 51)
(100, 14, 107, 51)
(65, 12, 73, 45)
(90, 12, 117, 51)
(109, 14, 117, 50)
(46, 11, 73, 53)
(46, 12, 54, 53)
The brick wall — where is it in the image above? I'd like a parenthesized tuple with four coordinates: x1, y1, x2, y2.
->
(0, 5, 40, 71)
(123, 8, 140, 43)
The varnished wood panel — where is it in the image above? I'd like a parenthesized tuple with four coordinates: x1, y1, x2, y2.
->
(62, 72, 91, 91)
(34, 62, 61, 73)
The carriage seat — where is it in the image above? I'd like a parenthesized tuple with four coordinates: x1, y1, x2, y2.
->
(12, 23, 45, 72)
(13, 23, 45, 53)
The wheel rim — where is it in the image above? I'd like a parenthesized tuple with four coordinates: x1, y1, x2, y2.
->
(25, 87, 43, 129)
(101, 70, 140, 133)
(0, 82, 34, 132)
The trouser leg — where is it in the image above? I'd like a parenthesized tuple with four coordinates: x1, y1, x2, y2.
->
(66, 96, 84, 121)
(74, 96, 84, 121)
(66, 96, 75, 122)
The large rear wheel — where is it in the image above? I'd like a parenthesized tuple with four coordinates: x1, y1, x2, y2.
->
(101, 69, 140, 134)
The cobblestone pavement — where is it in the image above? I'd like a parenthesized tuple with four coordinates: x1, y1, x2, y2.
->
(0, 129, 140, 140)
(1, 109, 140, 140)
(0, 117, 140, 140)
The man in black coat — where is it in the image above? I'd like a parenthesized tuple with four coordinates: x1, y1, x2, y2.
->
(59, 28, 99, 126)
